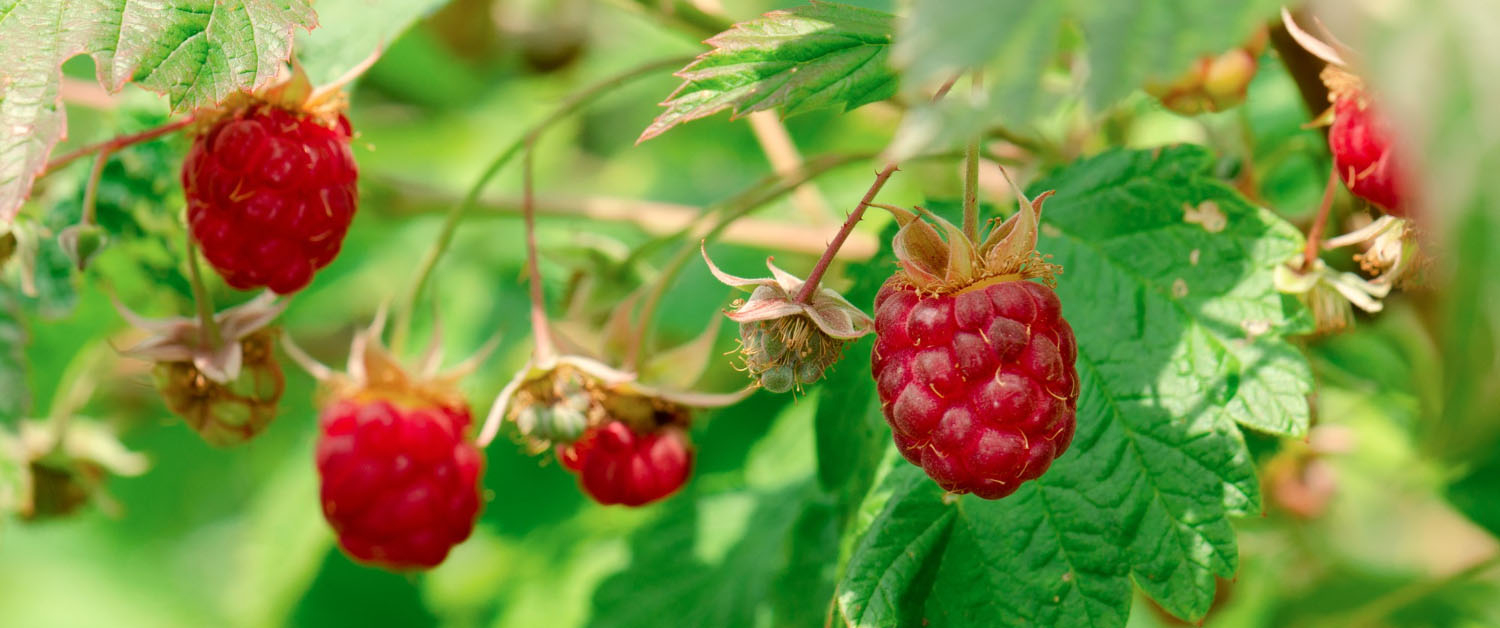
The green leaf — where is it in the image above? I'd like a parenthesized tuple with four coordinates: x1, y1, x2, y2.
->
(836, 463, 955, 628)
(297, 0, 448, 87)
(838, 146, 1312, 626)
(888, 0, 1278, 157)
(0, 0, 316, 219)
(1447, 449, 1500, 540)
(815, 220, 898, 505)
(637, 1, 897, 143)
(588, 483, 828, 628)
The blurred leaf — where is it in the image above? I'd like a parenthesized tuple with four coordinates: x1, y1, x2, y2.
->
(0, 425, 24, 530)
(1328, 0, 1500, 466)
(891, 0, 1064, 130)
(888, 0, 1278, 157)
(0, 0, 315, 219)
(297, 0, 452, 87)
(0, 290, 27, 423)
(771, 497, 841, 627)
(222, 435, 332, 627)
(838, 146, 1312, 626)
(1448, 451, 1500, 540)
(588, 483, 823, 628)
(1077, 1, 1280, 111)
(638, 2, 897, 143)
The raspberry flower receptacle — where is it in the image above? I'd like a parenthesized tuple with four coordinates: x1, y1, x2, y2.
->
(116, 292, 287, 446)
(702, 245, 872, 393)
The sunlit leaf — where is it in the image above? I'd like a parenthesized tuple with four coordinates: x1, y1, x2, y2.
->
(638, 1, 897, 143)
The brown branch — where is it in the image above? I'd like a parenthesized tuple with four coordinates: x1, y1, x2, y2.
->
(44, 117, 194, 175)
(1303, 168, 1340, 270)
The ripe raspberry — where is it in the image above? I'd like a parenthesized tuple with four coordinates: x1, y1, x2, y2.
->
(556, 421, 692, 507)
(1328, 91, 1407, 216)
(872, 278, 1078, 499)
(868, 186, 1077, 499)
(317, 398, 483, 570)
(182, 105, 358, 294)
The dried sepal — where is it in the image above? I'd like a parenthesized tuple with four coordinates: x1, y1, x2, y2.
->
(873, 168, 1059, 293)
(115, 291, 286, 384)
(482, 352, 750, 452)
(5, 419, 147, 520)
(702, 246, 872, 393)
(283, 308, 495, 416)
(1275, 256, 1391, 335)
(701, 246, 873, 340)
(1281, 8, 1352, 69)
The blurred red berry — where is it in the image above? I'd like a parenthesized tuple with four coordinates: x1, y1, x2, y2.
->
(556, 420, 692, 507)
(316, 398, 483, 570)
(1328, 92, 1408, 216)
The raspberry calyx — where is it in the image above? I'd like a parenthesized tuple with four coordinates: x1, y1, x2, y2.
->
(702, 247, 872, 393)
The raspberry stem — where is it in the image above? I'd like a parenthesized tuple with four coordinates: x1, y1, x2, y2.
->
(521, 144, 556, 362)
(392, 55, 694, 353)
(791, 76, 960, 305)
(625, 152, 876, 371)
(962, 71, 984, 242)
(80, 150, 111, 227)
(43, 117, 194, 176)
(1303, 168, 1340, 271)
(792, 163, 898, 305)
(184, 235, 221, 348)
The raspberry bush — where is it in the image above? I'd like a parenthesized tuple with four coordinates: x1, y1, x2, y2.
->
(1, 1, 1497, 627)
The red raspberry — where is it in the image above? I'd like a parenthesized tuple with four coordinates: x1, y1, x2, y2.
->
(182, 106, 358, 294)
(872, 278, 1079, 500)
(556, 421, 692, 507)
(1328, 93, 1407, 216)
(316, 398, 483, 570)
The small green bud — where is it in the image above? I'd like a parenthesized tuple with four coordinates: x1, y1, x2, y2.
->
(795, 361, 823, 385)
(760, 365, 795, 394)
(58, 224, 108, 271)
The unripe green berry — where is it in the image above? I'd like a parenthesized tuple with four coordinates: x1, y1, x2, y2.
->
(760, 365, 795, 393)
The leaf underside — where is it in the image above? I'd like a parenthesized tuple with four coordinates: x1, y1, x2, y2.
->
(0, 0, 317, 221)
(637, 1, 897, 143)
(837, 146, 1312, 627)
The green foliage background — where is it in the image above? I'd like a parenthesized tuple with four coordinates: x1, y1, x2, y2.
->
(1, 0, 1498, 627)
